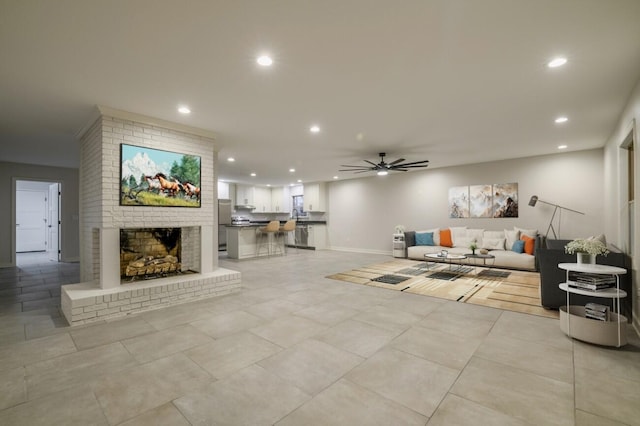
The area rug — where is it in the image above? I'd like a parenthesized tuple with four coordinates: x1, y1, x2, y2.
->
(326, 259, 558, 319)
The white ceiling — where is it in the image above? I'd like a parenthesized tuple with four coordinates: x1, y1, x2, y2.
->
(1, 1, 640, 186)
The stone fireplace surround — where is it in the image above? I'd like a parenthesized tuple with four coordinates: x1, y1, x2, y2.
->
(61, 107, 241, 325)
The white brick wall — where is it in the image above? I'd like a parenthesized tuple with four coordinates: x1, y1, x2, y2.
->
(62, 108, 238, 326)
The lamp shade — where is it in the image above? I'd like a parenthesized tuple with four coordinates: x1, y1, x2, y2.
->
(528, 195, 538, 207)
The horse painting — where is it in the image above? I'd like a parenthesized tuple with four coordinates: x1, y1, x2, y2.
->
(183, 182, 201, 200)
(143, 175, 162, 193)
(154, 173, 182, 197)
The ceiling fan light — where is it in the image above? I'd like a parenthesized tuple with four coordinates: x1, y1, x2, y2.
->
(377, 170, 388, 176)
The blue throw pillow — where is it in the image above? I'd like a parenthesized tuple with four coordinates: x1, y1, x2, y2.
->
(415, 232, 435, 246)
(512, 240, 525, 253)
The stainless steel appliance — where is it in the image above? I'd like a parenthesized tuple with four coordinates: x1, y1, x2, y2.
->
(295, 223, 310, 248)
(218, 199, 232, 249)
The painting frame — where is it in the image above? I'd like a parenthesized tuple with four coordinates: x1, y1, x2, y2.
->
(119, 144, 202, 208)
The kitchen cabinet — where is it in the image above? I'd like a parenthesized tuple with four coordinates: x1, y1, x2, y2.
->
(303, 182, 326, 212)
(236, 184, 254, 206)
(270, 187, 286, 213)
(307, 224, 327, 249)
(253, 186, 272, 212)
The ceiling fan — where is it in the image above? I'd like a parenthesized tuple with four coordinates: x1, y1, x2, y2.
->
(339, 152, 430, 175)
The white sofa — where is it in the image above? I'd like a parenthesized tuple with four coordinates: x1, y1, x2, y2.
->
(405, 226, 538, 271)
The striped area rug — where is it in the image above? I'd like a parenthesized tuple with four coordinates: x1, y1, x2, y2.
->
(326, 259, 558, 319)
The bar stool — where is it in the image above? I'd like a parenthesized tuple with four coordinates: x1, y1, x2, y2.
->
(256, 221, 282, 257)
(279, 220, 297, 254)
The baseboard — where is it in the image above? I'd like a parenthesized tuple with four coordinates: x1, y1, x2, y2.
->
(61, 256, 80, 263)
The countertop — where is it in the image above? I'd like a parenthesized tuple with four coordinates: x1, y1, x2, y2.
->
(226, 220, 326, 228)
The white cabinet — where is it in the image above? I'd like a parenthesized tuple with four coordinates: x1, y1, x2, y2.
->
(307, 224, 327, 249)
(270, 187, 286, 213)
(558, 263, 627, 347)
(236, 184, 254, 206)
(253, 187, 272, 212)
(303, 182, 326, 212)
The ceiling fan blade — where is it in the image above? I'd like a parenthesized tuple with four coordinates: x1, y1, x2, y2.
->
(393, 164, 429, 169)
(393, 160, 430, 167)
(364, 160, 379, 167)
(388, 158, 405, 166)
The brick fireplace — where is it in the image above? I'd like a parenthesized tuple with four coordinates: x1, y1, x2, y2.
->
(61, 107, 241, 325)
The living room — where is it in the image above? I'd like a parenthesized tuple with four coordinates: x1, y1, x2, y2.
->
(1, 1, 640, 424)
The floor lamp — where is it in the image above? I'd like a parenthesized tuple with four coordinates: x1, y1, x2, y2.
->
(528, 195, 585, 239)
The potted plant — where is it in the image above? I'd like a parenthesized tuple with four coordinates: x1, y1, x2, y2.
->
(564, 238, 609, 264)
(469, 241, 478, 255)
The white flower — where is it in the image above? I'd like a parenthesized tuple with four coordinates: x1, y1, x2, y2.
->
(564, 238, 609, 256)
(395, 224, 405, 234)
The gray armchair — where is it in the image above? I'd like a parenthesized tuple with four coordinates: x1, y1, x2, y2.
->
(537, 240, 632, 320)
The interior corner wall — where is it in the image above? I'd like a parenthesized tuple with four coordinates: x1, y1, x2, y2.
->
(603, 75, 640, 334)
(0, 161, 80, 267)
(327, 149, 604, 254)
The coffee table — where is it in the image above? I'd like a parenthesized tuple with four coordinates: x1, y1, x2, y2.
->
(465, 253, 496, 273)
(425, 253, 467, 272)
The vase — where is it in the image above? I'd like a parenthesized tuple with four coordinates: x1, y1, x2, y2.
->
(576, 253, 596, 265)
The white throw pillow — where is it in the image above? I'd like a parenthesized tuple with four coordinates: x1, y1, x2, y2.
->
(482, 237, 506, 251)
(466, 229, 485, 247)
(504, 229, 520, 250)
(483, 230, 505, 240)
(514, 226, 538, 238)
(455, 236, 476, 249)
(450, 226, 468, 245)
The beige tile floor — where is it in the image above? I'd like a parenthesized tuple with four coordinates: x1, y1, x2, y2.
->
(0, 250, 639, 425)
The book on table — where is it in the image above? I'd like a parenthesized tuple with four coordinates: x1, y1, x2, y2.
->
(585, 302, 609, 321)
(567, 271, 615, 291)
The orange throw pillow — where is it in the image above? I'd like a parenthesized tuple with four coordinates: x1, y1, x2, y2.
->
(440, 229, 453, 247)
(520, 234, 535, 255)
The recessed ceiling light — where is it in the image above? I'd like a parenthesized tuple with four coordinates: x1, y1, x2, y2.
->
(257, 55, 273, 67)
(377, 171, 388, 176)
(227, 157, 235, 162)
(267, 184, 271, 187)
(558, 145, 568, 150)
(310, 125, 320, 133)
(289, 183, 295, 186)
(289, 168, 295, 173)
(250, 173, 256, 177)
(297, 179, 302, 183)
(555, 116, 569, 123)
(178, 106, 191, 114)
(547, 57, 567, 68)
(333, 176, 339, 180)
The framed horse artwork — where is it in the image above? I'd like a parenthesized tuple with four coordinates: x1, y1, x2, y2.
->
(120, 143, 201, 207)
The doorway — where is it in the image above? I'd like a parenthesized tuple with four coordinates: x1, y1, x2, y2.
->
(15, 180, 60, 263)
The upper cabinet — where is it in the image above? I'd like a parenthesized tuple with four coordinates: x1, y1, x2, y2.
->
(253, 186, 272, 212)
(235, 184, 254, 206)
(271, 187, 286, 213)
(303, 182, 326, 212)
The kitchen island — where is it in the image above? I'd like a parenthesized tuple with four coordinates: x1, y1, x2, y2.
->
(225, 221, 327, 259)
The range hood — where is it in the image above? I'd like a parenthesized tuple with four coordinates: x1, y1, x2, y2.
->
(234, 204, 255, 210)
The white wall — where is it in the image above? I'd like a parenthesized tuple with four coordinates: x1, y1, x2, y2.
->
(603, 76, 640, 333)
(0, 162, 80, 266)
(327, 149, 604, 254)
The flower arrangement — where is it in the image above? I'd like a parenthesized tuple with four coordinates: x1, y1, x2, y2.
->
(564, 238, 609, 256)
(394, 224, 405, 234)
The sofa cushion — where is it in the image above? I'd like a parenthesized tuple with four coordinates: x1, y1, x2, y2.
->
(466, 228, 485, 247)
(483, 237, 505, 250)
(450, 226, 468, 245)
(520, 234, 535, 255)
(505, 229, 520, 249)
(484, 230, 505, 240)
(512, 240, 525, 253)
(440, 229, 453, 247)
(455, 236, 476, 249)
(417, 228, 440, 245)
(415, 232, 435, 246)
(515, 226, 538, 238)
(404, 231, 416, 247)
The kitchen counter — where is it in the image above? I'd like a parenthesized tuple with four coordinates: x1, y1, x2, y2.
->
(225, 222, 327, 258)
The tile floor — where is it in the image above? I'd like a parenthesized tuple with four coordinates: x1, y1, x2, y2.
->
(0, 250, 639, 425)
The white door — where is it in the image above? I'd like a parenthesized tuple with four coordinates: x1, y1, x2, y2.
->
(48, 183, 60, 261)
(16, 190, 47, 252)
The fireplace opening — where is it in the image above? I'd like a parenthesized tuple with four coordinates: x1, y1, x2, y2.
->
(120, 228, 184, 282)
